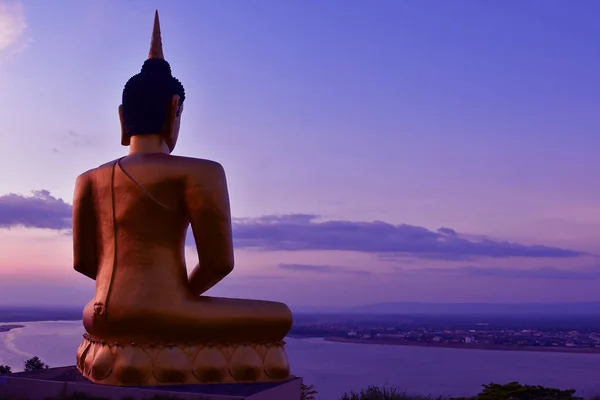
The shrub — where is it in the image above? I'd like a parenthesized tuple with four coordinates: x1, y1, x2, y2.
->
(340, 385, 446, 400)
(452, 382, 583, 400)
(302, 382, 318, 400)
(0, 365, 11, 375)
(338, 383, 586, 400)
(23, 356, 49, 372)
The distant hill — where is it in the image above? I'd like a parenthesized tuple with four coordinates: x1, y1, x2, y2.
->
(0, 306, 82, 322)
(4, 302, 600, 323)
(293, 302, 600, 316)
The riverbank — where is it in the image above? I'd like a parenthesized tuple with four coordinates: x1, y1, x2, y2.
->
(325, 337, 600, 355)
(0, 307, 82, 323)
(0, 325, 25, 333)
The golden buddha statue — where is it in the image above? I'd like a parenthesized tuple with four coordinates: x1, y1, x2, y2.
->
(72, 11, 293, 386)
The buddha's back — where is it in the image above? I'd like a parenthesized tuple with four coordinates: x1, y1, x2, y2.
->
(80, 154, 230, 335)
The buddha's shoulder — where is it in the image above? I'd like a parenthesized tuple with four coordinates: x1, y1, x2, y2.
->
(74, 167, 96, 183)
(168, 156, 225, 177)
(169, 155, 223, 169)
(74, 161, 114, 181)
(76, 156, 225, 181)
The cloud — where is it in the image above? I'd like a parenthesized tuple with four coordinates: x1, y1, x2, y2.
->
(0, 190, 71, 230)
(66, 130, 93, 147)
(53, 131, 94, 153)
(279, 263, 372, 276)
(0, 193, 587, 260)
(417, 266, 600, 280)
(0, 1, 27, 55)
(233, 214, 585, 259)
(437, 227, 457, 236)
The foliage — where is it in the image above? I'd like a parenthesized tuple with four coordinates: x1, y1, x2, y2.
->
(302, 382, 318, 400)
(0, 364, 11, 375)
(338, 383, 589, 400)
(340, 385, 447, 400)
(23, 356, 49, 372)
(452, 382, 583, 400)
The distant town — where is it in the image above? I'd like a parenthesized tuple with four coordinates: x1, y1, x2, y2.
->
(4, 305, 600, 354)
(290, 313, 600, 354)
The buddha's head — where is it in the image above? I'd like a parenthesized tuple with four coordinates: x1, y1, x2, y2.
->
(119, 11, 185, 153)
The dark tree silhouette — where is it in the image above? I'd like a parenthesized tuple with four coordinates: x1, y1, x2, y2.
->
(0, 364, 11, 375)
(23, 356, 49, 372)
(301, 382, 317, 400)
(453, 382, 583, 400)
(338, 383, 588, 400)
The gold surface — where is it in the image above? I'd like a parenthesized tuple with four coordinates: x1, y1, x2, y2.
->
(148, 10, 164, 60)
(72, 10, 293, 385)
(76, 335, 291, 385)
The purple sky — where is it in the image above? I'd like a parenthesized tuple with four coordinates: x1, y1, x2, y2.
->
(0, 0, 599, 307)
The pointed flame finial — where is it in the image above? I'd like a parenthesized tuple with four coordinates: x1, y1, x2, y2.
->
(148, 10, 164, 60)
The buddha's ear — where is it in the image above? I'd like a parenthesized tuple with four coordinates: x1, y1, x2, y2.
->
(118, 105, 130, 146)
(163, 95, 181, 151)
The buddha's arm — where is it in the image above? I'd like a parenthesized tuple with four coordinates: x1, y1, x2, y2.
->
(185, 162, 234, 296)
(73, 172, 98, 280)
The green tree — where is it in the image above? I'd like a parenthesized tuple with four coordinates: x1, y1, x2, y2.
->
(0, 365, 11, 375)
(452, 382, 582, 400)
(302, 382, 318, 400)
(23, 356, 49, 372)
(340, 386, 446, 400)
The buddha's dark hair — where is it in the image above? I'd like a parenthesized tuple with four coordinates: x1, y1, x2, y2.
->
(121, 58, 186, 136)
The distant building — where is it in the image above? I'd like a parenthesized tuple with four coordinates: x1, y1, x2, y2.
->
(378, 333, 404, 339)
